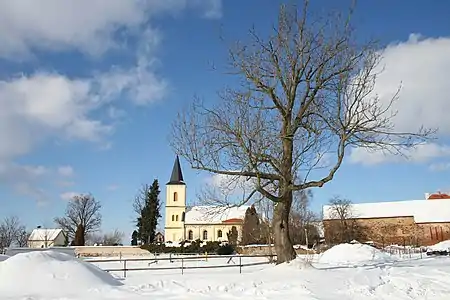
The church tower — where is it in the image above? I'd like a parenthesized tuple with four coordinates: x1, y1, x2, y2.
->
(164, 155, 187, 242)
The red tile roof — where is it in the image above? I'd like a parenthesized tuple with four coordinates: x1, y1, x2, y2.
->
(427, 193, 450, 200)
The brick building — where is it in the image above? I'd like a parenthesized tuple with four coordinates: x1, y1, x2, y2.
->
(322, 193, 450, 246)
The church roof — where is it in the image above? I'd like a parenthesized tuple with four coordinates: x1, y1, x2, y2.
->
(184, 205, 250, 225)
(167, 155, 185, 185)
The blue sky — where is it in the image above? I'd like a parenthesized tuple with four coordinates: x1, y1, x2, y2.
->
(1, 0, 450, 243)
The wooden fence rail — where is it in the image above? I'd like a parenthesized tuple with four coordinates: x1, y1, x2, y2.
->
(88, 254, 277, 277)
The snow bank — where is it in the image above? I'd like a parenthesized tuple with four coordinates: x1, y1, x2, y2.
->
(0, 250, 121, 296)
(0, 254, 9, 262)
(428, 240, 450, 251)
(318, 243, 395, 266)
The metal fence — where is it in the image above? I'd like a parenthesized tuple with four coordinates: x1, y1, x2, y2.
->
(87, 254, 277, 277)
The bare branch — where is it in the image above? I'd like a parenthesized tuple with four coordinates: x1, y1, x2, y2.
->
(170, 1, 433, 263)
(0, 216, 26, 248)
(54, 194, 102, 243)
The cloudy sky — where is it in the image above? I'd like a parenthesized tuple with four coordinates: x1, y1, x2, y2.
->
(1, 0, 449, 239)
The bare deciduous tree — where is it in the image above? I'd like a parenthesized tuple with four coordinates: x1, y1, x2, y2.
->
(54, 194, 102, 245)
(16, 229, 30, 247)
(102, 229, 125, 246)
(171, 2, 433, 263)
(87, 229, 124, 246)
(326, 196, 364, 244)
(0, 216, 26, 249)
(290, 190, 320, 245)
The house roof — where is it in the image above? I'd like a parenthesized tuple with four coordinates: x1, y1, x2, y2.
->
(28, 228, 64, 241)
(322, 199, 450, 223)
(427, 193, 450, 200)
(184, 205, 250, 225)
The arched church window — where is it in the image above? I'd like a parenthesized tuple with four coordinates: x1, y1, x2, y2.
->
(174, 192, 178, 201)
(181, 212, 185, 222)
(172, 215, 174, 221)
(203, 230, 208, 240)
(217, 230, 222, 238)
(188, 230, 193, 240)
(176, 215, 179, 221)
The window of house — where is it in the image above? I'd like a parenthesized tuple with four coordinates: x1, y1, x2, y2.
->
(172, 215, 174, 221)
(176, 215, 179, 221)
(188, 230, 193, 240)
(217, 230, 222, 238)
(182, 212, 185, 222)
(203, 230, 208, 240)
(174, 192, 178, 201)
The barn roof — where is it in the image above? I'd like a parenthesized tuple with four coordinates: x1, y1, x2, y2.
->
(322, 199, 450, 223)
(184, 205, 250, 225)
(28, 228, 64, 241)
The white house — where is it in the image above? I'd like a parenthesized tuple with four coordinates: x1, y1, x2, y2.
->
(27, 228, 66, 248)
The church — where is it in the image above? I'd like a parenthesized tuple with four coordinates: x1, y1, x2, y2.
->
(164, 156, 249, 243)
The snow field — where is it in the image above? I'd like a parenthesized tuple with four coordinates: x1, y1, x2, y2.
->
(1, 243, 450, 299)
(0, 251, 122, 297)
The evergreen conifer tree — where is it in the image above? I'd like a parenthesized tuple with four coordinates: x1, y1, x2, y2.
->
(131, 230, 138, 246)
(136, 179, 161, 244)
(242, 205, 261, 245)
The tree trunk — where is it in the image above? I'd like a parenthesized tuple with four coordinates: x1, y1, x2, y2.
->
(273, 198, 297, 264)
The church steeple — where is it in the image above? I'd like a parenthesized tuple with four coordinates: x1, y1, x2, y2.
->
(167, 155, 185, 185)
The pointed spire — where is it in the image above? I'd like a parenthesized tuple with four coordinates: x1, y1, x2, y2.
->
(167, 155, 185, 185)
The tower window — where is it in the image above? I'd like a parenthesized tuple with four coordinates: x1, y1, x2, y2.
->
(203, 230, 208, 240)
(176, 215, 179, 221)
(217, 230, 222, 238)
(174, 192, 178, 201)
(188, 230, 193, 240)
(171, 215, 174, 221)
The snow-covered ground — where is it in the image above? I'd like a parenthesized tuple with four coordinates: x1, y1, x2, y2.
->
(1, 243, 450, 299)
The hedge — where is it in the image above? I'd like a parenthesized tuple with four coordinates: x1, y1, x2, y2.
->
(140, 239, 235, 255)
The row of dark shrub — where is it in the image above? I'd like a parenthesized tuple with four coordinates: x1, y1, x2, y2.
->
(140, 239, 236, 255)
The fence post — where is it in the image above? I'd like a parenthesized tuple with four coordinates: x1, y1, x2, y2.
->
(181, 257, 184, 275)
(239, 255, 242, 274)
(123, 260, 127, 278)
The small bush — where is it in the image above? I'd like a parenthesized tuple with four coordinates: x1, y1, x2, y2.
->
(217, 244, 235, 255)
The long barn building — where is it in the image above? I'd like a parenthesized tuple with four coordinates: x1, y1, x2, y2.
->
(322, 193, 450, 246)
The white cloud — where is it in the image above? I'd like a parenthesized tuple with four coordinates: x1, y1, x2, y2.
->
(0, 73, 112, 160)
(206, 173, 255, 196)
(429, 162, 450, 172)
(0, 0, 221, 200)
(349, 34, 450, 165)
(0, 0, 223, 59)
(106, 184, 119, 191)
(57, 166, 74, 177)
(0, 162, 50, 203)
(60, 191, 81, 201)
(205, 172, 280, 200)
(349, 143, 450, 166)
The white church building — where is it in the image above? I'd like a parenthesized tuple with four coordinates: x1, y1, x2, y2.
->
(164, 156, 249, 243)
